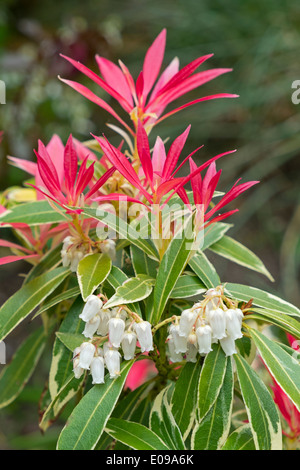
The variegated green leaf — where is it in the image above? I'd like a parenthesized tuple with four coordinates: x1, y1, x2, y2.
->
(170, 274, 206, 299)
(0, 200, 70, 226)
(105, 418, 169, 450)
(171, 358, 202, 440)
(245, 308, 300, 339)
(226, 283, 300, 317)
(130, 245, 158, 278)
(189, 251, 220, 288)
(0, 267, 69, 342)
(40, 374, 85, 432)
(104, 275, 153, 309)
(198, 344, 227, 419)
(0, 326, 46, 408)
(249, 328, 300, 411)
(222, 424, 255, 450)
(57, 360, 134, 450)
(235, 352, 282, 450)
(77, 253, 112, 301)
(150, 386, 185, 450)
(49, 297, 84, 400)
(152, 218, 194, 324)
(192, 357, 233, 450)
(209, 236, 274, 281)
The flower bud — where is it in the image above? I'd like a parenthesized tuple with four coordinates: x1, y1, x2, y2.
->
(220, 335, 237, 356)
(105, 349, 121, 378)
(134, 321, 153, 353)
(78, 342, 96, 370)
(196, 324, 213, 354)
(167, 335, 183, 363)
(121, 331, 137, 360)
(179, 309, 198, 337)
(82, 315, 101, 339)
(79, 295, 103, 322)
(170, 324, 188, 354)
(225, 309, 243, 340)
(90, 356, 105, 384)
(109, 317, 126, 348)
(208, 308, 226, 340)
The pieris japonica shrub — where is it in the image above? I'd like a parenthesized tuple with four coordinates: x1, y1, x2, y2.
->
(0, 29, 299, 451)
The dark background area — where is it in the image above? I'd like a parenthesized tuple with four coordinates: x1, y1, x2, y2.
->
(0, 0, 299, 449)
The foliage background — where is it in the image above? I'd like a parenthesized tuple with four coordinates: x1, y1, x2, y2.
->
(0, 0, 299, 449)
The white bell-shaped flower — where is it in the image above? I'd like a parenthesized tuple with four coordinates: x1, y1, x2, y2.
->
(220, 335, 237, 356)
(97, 311, 110, 336)
(105, 349, 121, 378)
(78, 342, 96, 370)
(70, 250, 84, 272)
(134, 321, 153, 353)
(100, 239, 116, 260)
(196, 324, 213, 354)
(186, 342, 198, 363)
(169, 324, 188, 354)
(179, 309, 198, 337)
(205, 288, 221, 313)
(208, 308, 226, 340)
(62, 236, 74, 250)
(73, 346, 81, 358)
(121, 331, 137, 360)
(108, 317, 126, 348)
(61, 249, 71, 268)
(79, 295, 103, 322)
(167, 335, 183, 363)
(73, 357, 84, 379)
(82, 314, 101, 339)
(225, 309, 243, 340)
(90, 356, 105, 384)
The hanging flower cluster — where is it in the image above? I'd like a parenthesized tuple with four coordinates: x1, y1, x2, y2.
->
(167, 287, 244, 362)
(73, 294, 153, 384)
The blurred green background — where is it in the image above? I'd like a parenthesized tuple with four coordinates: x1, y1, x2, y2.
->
(0, 0, 299, 449)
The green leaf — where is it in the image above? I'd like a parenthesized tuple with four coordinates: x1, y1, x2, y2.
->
(104, 275, 153, 309)
(49, 297, 84, 399)
(0, 200, 70, 225)
(105, 418, 169, 450)
(0, 326, 46, 408)
(189, 251, 220, 288)
(249, 328, 300, 412)
(245, 308, 300, 339)
(150, 386, 185, 450)
(198, 344, 228, 419)
(152, 219, 194, 324)
(33, 286, 80, 318)
(130, 245, 158, 278)
(77, 253, 112, 301)
(171, 358, 202, 440)
(192, 357, 234, 450)
(0, 267, 69, 342)
(209, 236, 274, 281)
(25, 244, 62, 284)
(95, 381, 151, 450)
(170, 274, 206, 299)
(57, 360, 134, 450)
(226, 283, 300, 317)
(222, 424, 255, 450)
(40, 374, 85, 432)
(235, 352, 282, 450)
(56, 332, 85, 352)
(105, 266, 142, 315)
(83, 208, 159, 260)
(202, 223, 232, 251)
